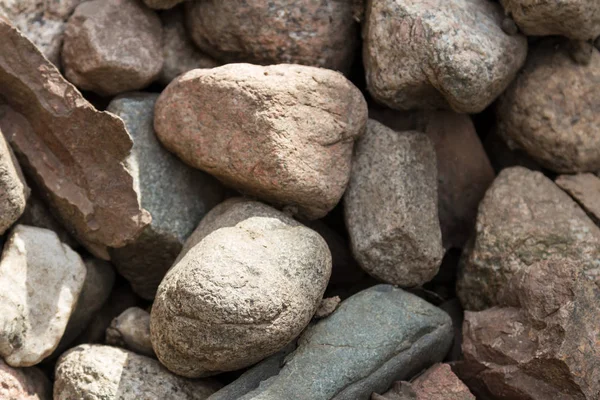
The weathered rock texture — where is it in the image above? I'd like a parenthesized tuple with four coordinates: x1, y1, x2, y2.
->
(0, 225, 86, 367)
(185, 0, 360, 72)
(500, 0, 600, 40)
(107, 93, 223, 299)
(457, 167, 600, 310)
(458, 258, 600, 399)
(144, 0, 188, 9)
(106, 307, 154, 357)
(0, 129, 28, 235)
(345, 120, 443, 287)
(154, 63, 367, 219)
(159, 7, 219, 85)
(62, 0, 164, 95)
(0, 20, 150, 249)
(54, 345, 221, 400)
(151, 198, 332, 377)
(238, 285, 453, 400)
(0, 359, 52, 400)
(370, 109, 495, 249)
(555, 173, 600, 225)
(497, 39, 600, 173)
(363, 0, 528, 113)
(0, 0, 82, 66)
(372, 363, 475, 400)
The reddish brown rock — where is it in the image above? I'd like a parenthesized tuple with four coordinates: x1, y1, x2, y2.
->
(0, 20, 150, 249)
(372, 363, 475, 400)
(497, 39, 600, 173)
(0, 359, 51, 400)
(159, 7, 219, 85)
(371, 109, 495, 249)
(154, 64, 367, 220)
(62, 0, 163, 96)
(458, 258, 600, 399)
(184, 0, 360, 72)
(0, 128, 28, 235)
(555, 173, 600, 225)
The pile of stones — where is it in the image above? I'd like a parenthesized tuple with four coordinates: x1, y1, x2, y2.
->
(0, 0, 598, 399)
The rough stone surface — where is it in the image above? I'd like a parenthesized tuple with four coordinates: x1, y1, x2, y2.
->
(151, 198, 332, 377)
(0, 359, 52, 400)
(314, 296, 341, 319)
(0, 128, 28, 235)
(154, 64, 367, 220)
(52, 258, 115, 357)
(144, 0, 188, 9)
(0, 225, 86, 367)
(457, 167, 600, 310)
(107, 93, 223, 300)
(458, 258, 600, 399)
(159, 7, 219, 85)
(106, 307, 154, 357)
(238, 285, 453, 400)
(344, 120, 443, 287)
(370, 109, 495, 249)
(0, 20, 150, 249)
(497, 39, 600, 173)
(185, 0, 360, 72)
(372, 363, 475, 400)
(555, 173, 600, 225)
(62, 0, 164, 96)
(0, 0, 82, 66)
(54, 344, 221, 400)
(363, 0, 527, 113)
(500, 0, 600, 40)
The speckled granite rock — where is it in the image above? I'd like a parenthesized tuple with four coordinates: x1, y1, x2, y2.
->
(106, 307, 154, 357)
(0, 359, 51, 400)
(0, 128, 28, 235)
(363, 0, 527, 112)
(107, 93, 223, 299)
(345, 120, 443, 287)
(238, 285, 453, 400)
(54, 345, 221, 400)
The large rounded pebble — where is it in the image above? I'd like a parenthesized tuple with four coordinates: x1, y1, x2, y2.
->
(363, 0, 527, 113)
(0, 129, 28, 235)
(0, 225, 86, 366)
(457, 167, 600, 310)
(497, 39, 600, 173)
(54, 344, 221, 400)
(344, 120, 443, 287)
(154, 63, 367, 220)
(0, 359, 51, 400)
(62, 0, 163, 96)
(184, 0, 360, 72)
(151, 198, 332, 377)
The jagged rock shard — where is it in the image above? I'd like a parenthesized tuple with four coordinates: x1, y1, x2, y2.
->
(0, 20, 150, 248)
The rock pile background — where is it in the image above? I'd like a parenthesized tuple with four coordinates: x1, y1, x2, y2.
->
(0, 0, 598, 399)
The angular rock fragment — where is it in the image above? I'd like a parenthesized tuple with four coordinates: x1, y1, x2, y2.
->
(344, 120, 443, 287)
(363, 0, 527, 113)
(159, 7, 219, 85)
(106, 307, 154, 357)
(314, 296, 341, 319)
(0, 225, 86, 367)
(555, 173, 600, 224)
(458, 258, 600, 399)
(185, 0, 359, 72)
(62, 0, 164, 95)
(0, 129, 28, 235)
(457, 167, 600, 310)
(0, 359, 52, 400)
(238, 285, 453, 400)
(497, 39, 600, 173)
(0, 0, 83, 66)
(154, 64, 367, 219)
(370, 109, 495, 249)
(144, 0, 188, 9)
(372, 363, 475, 400)
(54, 345, 221, 400)
(151, 198, 332, 377)
(500, 0, 600, 40)
(0, 20, 150, 249)
(107, 93, 223, 299)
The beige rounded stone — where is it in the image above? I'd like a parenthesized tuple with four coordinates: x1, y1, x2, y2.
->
(106, 307, 154, 357)
(0, 129, 28, 235)
(151, 198, 332, 377)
